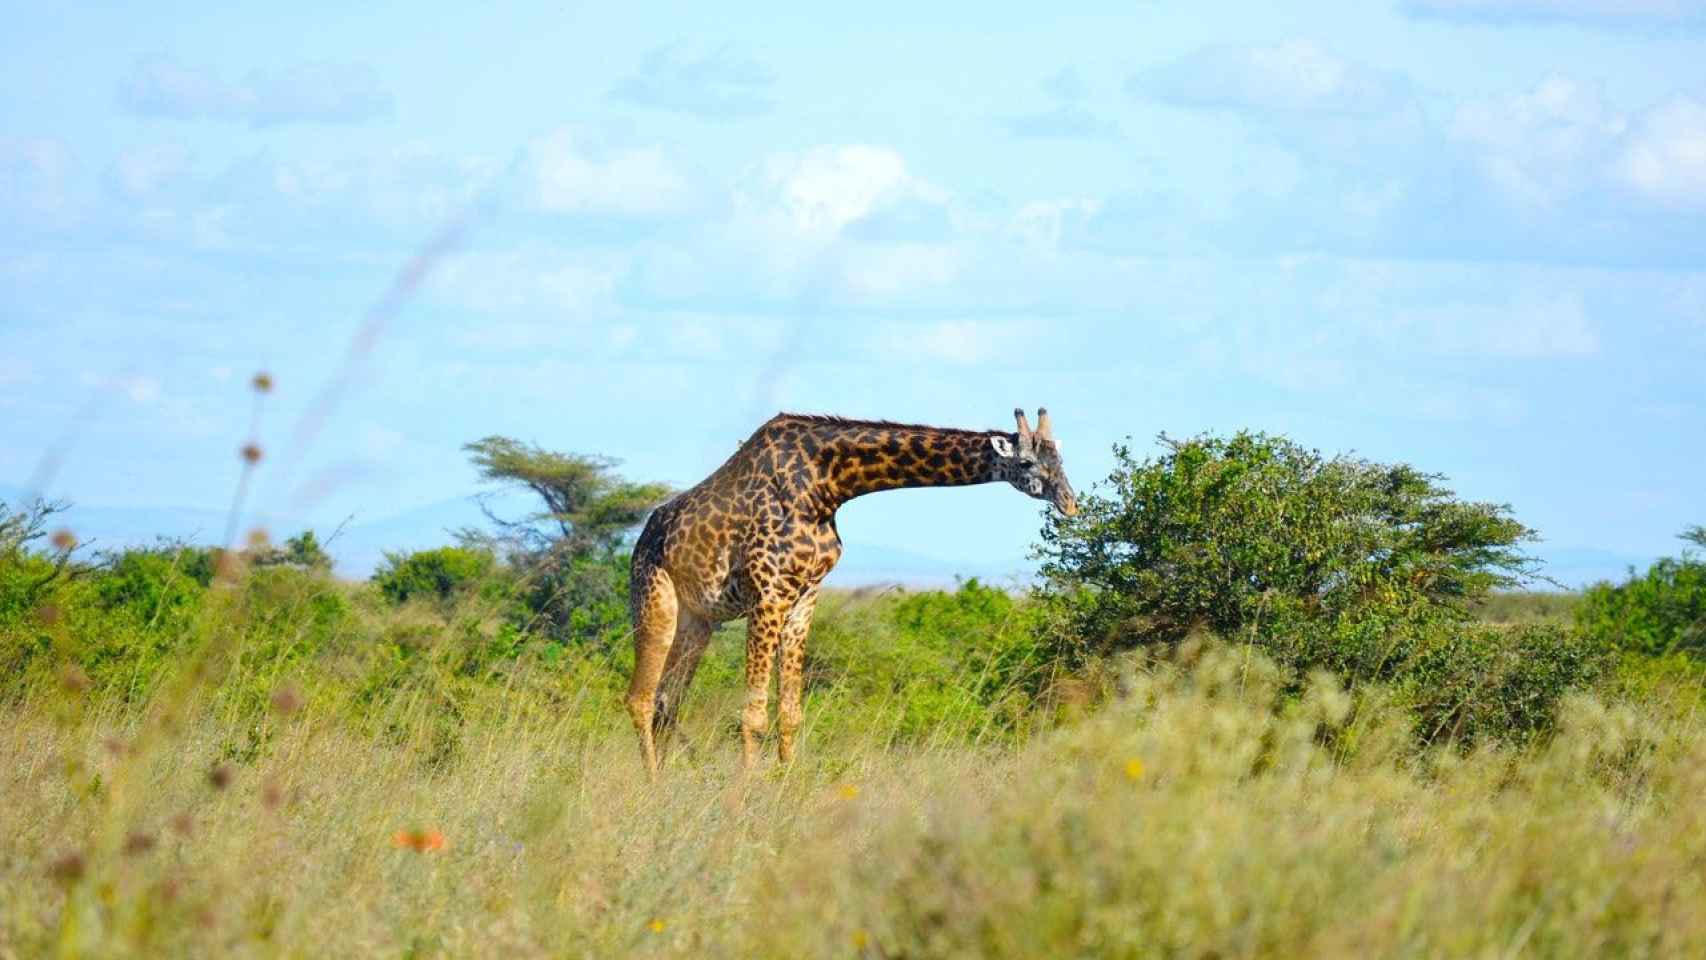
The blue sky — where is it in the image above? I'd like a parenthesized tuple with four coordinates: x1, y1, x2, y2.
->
(2, 0, 1702, 585)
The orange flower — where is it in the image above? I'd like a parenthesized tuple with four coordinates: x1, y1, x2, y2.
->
(392, 829, 447, 853)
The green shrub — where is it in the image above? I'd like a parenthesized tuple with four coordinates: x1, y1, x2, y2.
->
(1404, 623, 1605, 745)
(373, 547, 496, 605)
(803, 580, 1049, 743)
(93, 543, 217, 631)
(516, 551, 631, 649)
(1037, 432, 1541, 659)
(1034, 432, 1599, 743)
(251, 530, 334, 571)
(1576, 531, 1706, 658)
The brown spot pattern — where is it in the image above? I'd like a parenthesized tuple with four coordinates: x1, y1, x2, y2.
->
(623, 413, 1052, 777)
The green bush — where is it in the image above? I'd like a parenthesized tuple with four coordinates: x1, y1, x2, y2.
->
(94, 543, 217, 632)
(251, 530, 334, 571)
(373, 547, 496, 605)
(1037, 432, 1541, 659)
(803, 580, 1049, 743)
(1576, 531, 1706, 658)
(516, 551, 632, 649)
(1035, 432, 1599, 743)
(1404, 623, 1604, 745)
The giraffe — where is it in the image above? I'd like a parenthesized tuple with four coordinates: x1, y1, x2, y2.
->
(625, 407, 1077, 776)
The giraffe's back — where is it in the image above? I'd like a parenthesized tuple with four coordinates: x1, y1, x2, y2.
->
(632, 420, 837, 623)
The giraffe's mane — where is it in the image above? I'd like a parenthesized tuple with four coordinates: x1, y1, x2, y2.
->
(769, 412, 1007, 437)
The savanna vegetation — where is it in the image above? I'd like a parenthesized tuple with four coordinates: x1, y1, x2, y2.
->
(2, 429, 1703, 958)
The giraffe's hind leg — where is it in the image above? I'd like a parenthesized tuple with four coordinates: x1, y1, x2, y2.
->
(652, 612, 714, 759)
(626, 564, 679, 779)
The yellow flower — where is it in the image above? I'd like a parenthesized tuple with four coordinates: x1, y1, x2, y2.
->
(852, 929, 870, 949)
(648, 918, 667, 933)
(838, 783, 859, 800)
(1124, 758, 1145, 782)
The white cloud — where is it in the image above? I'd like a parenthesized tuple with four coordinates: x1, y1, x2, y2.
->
(871, 320, 1029, 366)
(119, 56, 394, 126)
(124, 375, 163, 405)
(1134, 41, 1413, 116)
(1402, 0, 1706, 26)
(1006, 68, 1120, 141)
(0, 137, 82, 228)
(430, 247, 620, 315)
(750, 145, 938, 235)
(521, 130, 691, 218)
(626, 145, 962, 307)
(108, 143, 192, 200)
(1450, 76, 1626, 209)
(610, 46, 775, 118)
(834, 244, 959, 299)
(1384, 293, 1600, 358)
(1452, 82, 1706, 212)
(1008, 199, 1100, 251)
(1616, 96, 1706, 209)
(1129, 42, 1427, 166)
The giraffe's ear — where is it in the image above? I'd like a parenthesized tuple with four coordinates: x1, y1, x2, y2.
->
(990, 435, 1016, 458)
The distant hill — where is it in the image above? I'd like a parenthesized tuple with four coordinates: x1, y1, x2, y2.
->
(0, 483, 1658, 589)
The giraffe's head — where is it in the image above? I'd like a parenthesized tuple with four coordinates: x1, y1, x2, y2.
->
(991, 407, 1077, 516)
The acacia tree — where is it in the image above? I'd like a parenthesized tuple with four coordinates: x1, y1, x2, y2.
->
(1036, 432, 1542, 658)
(0, 497, 86, 616)
(459, 436, 672, 644)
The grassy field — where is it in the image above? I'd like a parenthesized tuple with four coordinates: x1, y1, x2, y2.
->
(4, 577, 1706, 958)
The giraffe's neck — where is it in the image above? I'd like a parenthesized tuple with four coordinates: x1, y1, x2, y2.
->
(809, 422, 1008, 509)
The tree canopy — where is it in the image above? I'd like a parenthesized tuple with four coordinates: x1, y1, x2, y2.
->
(461, 436, 672, 559)
(1037, 431, 1542, 657)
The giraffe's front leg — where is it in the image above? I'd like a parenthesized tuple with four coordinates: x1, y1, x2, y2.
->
(741, 602, 788, 770)
(776, 585, 821, 765)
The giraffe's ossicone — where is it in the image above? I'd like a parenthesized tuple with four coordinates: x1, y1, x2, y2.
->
(625, 407, 1076, 777)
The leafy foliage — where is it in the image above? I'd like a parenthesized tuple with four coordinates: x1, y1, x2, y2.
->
(0, 497, 85, 619)
(457, 436, 671, 646)
(513, 552, 632, 650)
(803, 580, 1052, 742)
(373, 546, 496, 605)
(1034, 432, 1598, 743)
(1576, 527, 1706, 658)
(93, 543, 217, 632)
(251, 530, 334, 571)
(461, 436, 671, 557)
(1038, 432, 1542, 656)
(1403, 622, 1604, 745)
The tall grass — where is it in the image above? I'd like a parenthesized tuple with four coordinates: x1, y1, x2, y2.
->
(5, 588, 1705, 957)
